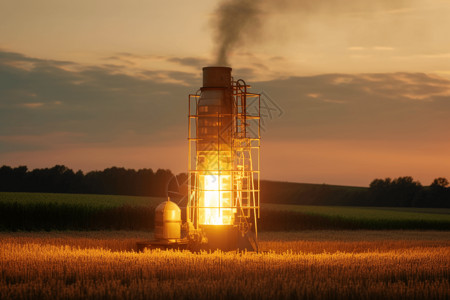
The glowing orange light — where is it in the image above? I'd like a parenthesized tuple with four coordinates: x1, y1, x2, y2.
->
(199, 170, 234, 225)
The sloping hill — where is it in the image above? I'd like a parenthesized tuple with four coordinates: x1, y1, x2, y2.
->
(260, 180, 368, 206)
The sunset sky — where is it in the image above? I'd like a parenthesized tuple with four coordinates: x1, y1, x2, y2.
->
(1, 0, 450, 186)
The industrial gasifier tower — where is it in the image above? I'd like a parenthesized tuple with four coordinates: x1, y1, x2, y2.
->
(187, 66, 261, 251)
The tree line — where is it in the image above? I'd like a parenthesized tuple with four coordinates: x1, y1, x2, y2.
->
(368, 176, 449, 208)
(260, 177, 450, 208)
(0, 165, 176, 197)
(0, 165, 449, 207)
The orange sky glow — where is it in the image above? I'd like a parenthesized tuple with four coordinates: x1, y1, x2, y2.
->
(1, 0, 449, 186)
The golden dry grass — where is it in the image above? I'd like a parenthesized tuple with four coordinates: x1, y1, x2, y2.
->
(1, 231, 449, 299)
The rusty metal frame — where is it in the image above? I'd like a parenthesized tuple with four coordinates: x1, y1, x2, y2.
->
(187, 78, 260, 239)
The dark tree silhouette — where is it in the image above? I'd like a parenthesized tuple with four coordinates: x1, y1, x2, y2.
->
(369, 176, 450, 208)
(431, 177, 449, 188)
(1, 165, 449, 207)
(390, 176, 422, 207)
(427, 177, 450, 208)
(0, 165, 176, 197)
(368, 178, 393, 206)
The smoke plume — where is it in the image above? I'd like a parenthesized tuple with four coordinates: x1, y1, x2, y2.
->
(214, 0, 263, 66)
(212, 0, 412, 66)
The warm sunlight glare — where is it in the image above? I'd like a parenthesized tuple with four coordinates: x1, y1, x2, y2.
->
(199, 171, 233, 225)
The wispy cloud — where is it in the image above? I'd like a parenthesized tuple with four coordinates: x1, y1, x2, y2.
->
(167, 57, 210, 68)
(256, 72, 450, 142)
(21, 102, 44, 108)
(0, 50, 198, 151)
(1, 50, 450, 169)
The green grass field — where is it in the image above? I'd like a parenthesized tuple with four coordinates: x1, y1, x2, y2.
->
(264, 203, 450, 222)
(0, 192, 162, 231)
(0, 192, 162, 208)
(1, 192, 449, 231)
(261, 204, 450, 230)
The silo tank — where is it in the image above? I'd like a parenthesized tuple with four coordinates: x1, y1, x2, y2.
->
(196, 67, 234, 226)
(154, 199, 181, 241)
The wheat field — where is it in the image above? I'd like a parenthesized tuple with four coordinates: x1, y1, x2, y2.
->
(1, 231, 449, 299)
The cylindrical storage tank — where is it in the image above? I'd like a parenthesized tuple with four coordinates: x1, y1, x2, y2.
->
(196, 66, 235, 226)
(154, 198, 181, 241)
(198, 67, 233, 153)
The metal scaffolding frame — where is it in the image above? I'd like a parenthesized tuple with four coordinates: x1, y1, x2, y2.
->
(187, 78, 261, 239)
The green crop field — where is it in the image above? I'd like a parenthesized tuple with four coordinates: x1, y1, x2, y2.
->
(0, 192, 162, 208)
(261, 203, 450, 230)
(0, 192, 164, 231)
(263, 203, 450, 222)
(1, 192, 449, 231)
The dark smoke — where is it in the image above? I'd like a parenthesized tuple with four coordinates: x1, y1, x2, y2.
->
(212, 0, 412, 66)
(214, 0, 262, 66)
